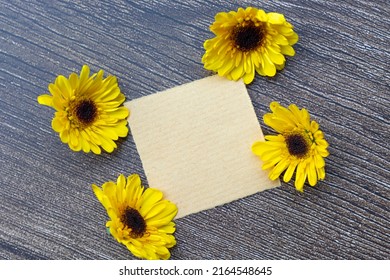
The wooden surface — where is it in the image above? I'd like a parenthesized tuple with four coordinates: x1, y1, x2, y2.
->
(0, 0, 389, 259)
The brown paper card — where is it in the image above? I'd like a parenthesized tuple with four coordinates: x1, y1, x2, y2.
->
(125, 75, 280, 219)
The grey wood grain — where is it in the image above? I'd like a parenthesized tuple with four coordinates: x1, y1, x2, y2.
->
(0, 0, 389, 259)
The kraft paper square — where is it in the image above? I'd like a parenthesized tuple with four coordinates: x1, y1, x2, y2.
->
(125, 75, 280, 219)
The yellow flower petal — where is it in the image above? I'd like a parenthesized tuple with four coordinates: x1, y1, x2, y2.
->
(37, 65, 129, 154)
(281, 45, 295, 56)
(262, 53, 277, 76)
(283, 160, 298, 182)
(243, 70, 255, 84)
(295, 162, 307, 191)
(317, 166, 326, 180)
(59, 129, 70, 143)
(51, 117, 64, 133)
(267, 12, 286, 24)
(146, 203, 178, 227)
(80, 136, 91, 153)
(143, 202, 170, 220)
(269, 158, 290, 180)
(307, 160, 318, 186)
(262, 155, 282, 170)
(158, 223, 176, 234)
(219, 57, 235, 76)
(139, 188, 164, 216)
(92, 184, 104, 204)
(37, 94, 53, 106)
(91, 174, 177, 260)
(56, 75, 72, 100)
(230, 62, 245, 80)
(252, 102, 329, 191)
(314, 154, 326, 168)
(267, 48, 286, 65)
(202, 7, 298, 83)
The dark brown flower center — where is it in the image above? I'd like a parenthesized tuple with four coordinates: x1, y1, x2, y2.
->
(233, 22, 265, 52)
(121, 207, 147, 238)
(75, 99, 97, 125)
(286, 133, 310, 158)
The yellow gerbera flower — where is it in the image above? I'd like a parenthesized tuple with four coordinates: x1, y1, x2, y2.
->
(92, 174, 178, 260)
(37, 65, 129, 154)
(202, 7, 298, 84)
(252, 102, 329, 192)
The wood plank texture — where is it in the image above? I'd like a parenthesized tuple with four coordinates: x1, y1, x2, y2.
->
(0, 0, 389, 259)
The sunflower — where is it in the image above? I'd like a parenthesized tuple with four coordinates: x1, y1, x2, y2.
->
(92, 174, 178, 260)
(252, 102, 329, 192)
(202, 7, 298, 84)
(37, 65, 129, 154)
